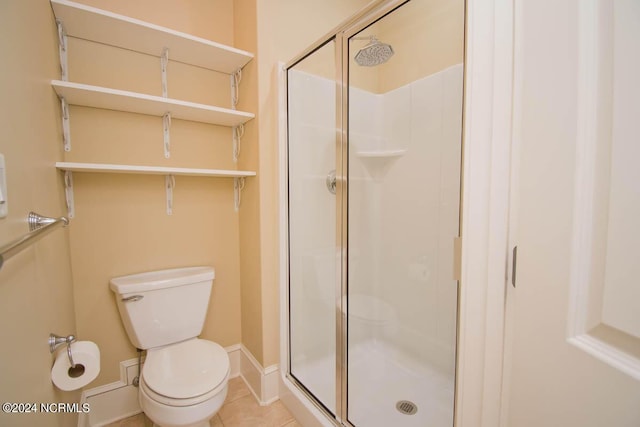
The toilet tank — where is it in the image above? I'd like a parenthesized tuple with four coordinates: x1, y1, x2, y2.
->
(109, 267, 215, 350)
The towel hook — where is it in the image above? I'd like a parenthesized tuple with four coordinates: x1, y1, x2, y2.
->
(49, 333, 77, 368)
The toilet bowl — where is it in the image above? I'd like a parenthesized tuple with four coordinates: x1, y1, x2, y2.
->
(139, 339, 230, 427)
(110, 267, 229, 427)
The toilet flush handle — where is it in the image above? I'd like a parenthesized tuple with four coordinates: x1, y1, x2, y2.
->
(122, 295, 144, 303)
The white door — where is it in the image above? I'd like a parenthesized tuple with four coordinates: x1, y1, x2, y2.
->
(504, 0, 640, 426)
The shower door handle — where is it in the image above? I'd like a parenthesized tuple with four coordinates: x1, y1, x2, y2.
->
(326, 170, 336, 195)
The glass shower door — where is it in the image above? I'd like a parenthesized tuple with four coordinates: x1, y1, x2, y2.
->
(287, 39, 339, 415)
(286, 0, 464, 424)
(346, 0, 464, 425)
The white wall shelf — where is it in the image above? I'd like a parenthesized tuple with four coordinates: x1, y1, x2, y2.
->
(51, 0, 253, 74)
(56, 163, 254, 217)
(52, 80, 254, 127)
(51, 1, 256, 215)
(56, 162, 256, 178)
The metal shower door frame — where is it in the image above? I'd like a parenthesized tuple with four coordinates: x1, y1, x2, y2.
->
(284, 1, 411, 426)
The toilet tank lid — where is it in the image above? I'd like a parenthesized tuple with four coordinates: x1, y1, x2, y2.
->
(109, 266, 214, 294)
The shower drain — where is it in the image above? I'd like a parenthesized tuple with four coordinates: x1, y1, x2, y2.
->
(396, 400, 418, 415)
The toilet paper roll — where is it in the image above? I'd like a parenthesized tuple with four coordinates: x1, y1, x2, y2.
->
(51, 341, 100, 391)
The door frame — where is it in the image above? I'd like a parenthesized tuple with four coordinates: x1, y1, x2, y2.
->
(461, 0, 640, 425)
(456, 0, 515, 426)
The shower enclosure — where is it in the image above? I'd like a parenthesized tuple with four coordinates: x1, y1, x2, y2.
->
(285, 0, 465, 425)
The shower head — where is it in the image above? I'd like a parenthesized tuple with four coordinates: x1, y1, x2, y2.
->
(354, 36, 394, 67)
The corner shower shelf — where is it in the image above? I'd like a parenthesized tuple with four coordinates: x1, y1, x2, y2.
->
(356, 149, 406, 181)
(356, 149, 407, 158)
(51, 0, 253, 74)
(56, 163, 255, 218)
(52, 80, 254, 127)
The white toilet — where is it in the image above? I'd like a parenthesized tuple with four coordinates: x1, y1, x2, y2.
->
(110, 267, 229, 427)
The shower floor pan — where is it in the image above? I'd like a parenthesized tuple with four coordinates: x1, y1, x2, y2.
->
(293, 339, 454, 427)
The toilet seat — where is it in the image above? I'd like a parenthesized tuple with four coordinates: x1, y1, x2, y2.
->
(142, 338, 230, 407)
(141, 376, 228, 407)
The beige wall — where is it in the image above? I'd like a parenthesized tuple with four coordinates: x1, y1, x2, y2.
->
(377, 0, 464, 92)
(0, 1, 79, 426)
(75, 0, 234, 45)
(250, 0, 372, 367)
(350, 0, 464, 94)
(234, 0, 264, 366)
(67, 0, 242, 386)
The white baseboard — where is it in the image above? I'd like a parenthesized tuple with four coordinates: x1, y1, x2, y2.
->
(77, 344, 272, 426)
(77, 356, 144, 427)
(226, 344, 242, 379)
(238, 344, 279, 406)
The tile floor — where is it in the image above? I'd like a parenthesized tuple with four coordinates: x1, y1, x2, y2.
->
(106, 377, 301, 427)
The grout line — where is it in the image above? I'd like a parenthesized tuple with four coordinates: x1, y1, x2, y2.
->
(275, 401, 295, 427)
(278, 418, 296, 427)
(103, 384, 293, 427)
(239, 373, 263, 405)
(224, 377, 251, 404)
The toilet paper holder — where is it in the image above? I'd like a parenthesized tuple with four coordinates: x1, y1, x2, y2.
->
(49, 333, 77, 368)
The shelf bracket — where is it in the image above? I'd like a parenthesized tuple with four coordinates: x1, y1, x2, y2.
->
(61, 97, 71, 152)
(163, 112, 172, 158)
(56, 20, 68, 81)
(233, 177, 245, 212)
(165, 175, 175, 215)
(232, 124, 244, 162)
(64, 171, 75, 219)
(230, 68, 242, 110)
(161, 47, 169, 98)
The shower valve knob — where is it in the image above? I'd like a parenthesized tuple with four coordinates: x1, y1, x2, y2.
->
(326, 170, 336, 195)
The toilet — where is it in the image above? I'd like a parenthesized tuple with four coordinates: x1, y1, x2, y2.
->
(110, 267, 229, 427)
